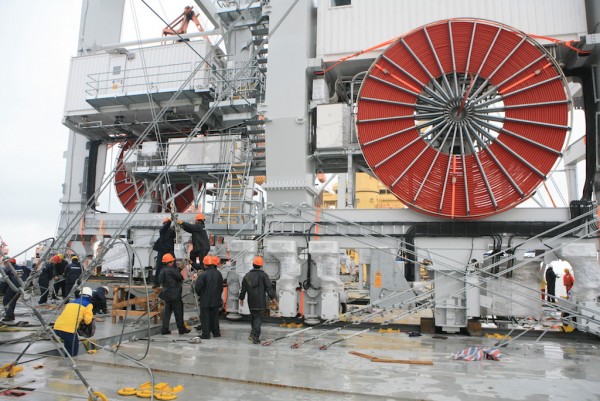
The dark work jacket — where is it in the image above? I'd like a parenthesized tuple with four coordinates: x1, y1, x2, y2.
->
(64, 261, 83, 285)
(54, 260, 68, 277)
(4, 264, 31, 288)
(158, 265, 183, 302)
(545, 268, 557, 293)
(153, 221, 176, 254)
(239, 268, 275, 310)
(180, 221, 210, 252)
(38, 262, 55, 287)
(90, 287, 108, 313)
(194, 266, 224, 308)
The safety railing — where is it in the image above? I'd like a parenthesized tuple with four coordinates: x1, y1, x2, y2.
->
(210, 60, 265, 103)
(85, 61, 211, 98)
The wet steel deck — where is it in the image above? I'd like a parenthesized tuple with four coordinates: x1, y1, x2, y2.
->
(1, 303, 599, 401)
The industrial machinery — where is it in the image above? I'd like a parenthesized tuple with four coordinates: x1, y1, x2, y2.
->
(51, 0, 600, 333)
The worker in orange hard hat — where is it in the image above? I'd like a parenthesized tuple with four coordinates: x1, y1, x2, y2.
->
(152, 216, 176, 288)
(53, 254, 68, 299)
(202, 255, 213, 270)
(157, 253, 190, 335)
(177, 213, 210, 271)
(239, 255, 277, 344)
(195, 253, 223, 339)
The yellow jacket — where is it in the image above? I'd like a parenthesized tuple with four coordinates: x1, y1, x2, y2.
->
(54, 298, 93, 333)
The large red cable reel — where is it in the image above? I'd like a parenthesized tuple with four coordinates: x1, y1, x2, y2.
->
(114, 141, 201, 212)
(356, 19, 571, 219)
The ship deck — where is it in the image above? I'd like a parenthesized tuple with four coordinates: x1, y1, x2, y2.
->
(1, 300, 599, 401)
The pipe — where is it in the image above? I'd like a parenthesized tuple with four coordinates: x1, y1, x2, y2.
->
(97, 29, 221, 52)
(563, 67, 596, 201)
(86, 140, 101, 208)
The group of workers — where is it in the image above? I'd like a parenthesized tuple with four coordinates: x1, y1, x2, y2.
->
(0, 212, 276, 357)
(544, 265, 575, 302)
(0, 256, 109, 357)
(155, 213, 277, 343)
(38, 254, 85, 304)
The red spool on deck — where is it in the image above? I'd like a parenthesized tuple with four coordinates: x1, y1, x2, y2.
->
(114, 141, 200, 212)
(356, 19, 570, 219)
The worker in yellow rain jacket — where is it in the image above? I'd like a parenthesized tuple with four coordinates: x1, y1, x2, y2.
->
(53, 287, 94, 356)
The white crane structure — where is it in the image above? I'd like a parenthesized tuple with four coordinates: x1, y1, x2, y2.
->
(37, 0, 600, 334)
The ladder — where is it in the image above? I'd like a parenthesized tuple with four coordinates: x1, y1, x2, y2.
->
(212, 137, 255, 227)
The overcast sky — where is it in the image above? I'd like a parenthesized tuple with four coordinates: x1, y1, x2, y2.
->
(0, 0, 201, 261)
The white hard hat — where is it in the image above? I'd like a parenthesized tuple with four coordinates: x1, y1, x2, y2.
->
(101, 286, 109, 293)
(81, 287, 93, 297)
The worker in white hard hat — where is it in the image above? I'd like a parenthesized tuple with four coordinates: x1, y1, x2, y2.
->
(53, 287, 94, 356)
(90, 286, 110, 315)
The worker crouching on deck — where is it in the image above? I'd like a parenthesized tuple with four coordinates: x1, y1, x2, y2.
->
(91, 286, 109, 315)
(158, 254, 191, 335)
(53, 287, 94, 356)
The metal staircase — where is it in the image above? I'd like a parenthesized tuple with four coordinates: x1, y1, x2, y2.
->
(212, 137, 256, 229)
(208, 2, 269, 231)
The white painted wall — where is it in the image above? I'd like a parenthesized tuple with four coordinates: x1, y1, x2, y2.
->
(317, 0, 587, 61)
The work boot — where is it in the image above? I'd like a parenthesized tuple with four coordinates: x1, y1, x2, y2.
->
(161, 330, 172, 335)
(179, 328, 191, 334)
(253, 337, 261, 344)
(248, 335, 256, 343)
(1, 317, 15, 322)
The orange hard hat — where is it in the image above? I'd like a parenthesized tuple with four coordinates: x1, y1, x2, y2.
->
(195, 213, 205, 221)
(50, 255, 61, 264)
(203, 255, 213, 265)
(212, 255, 220, 266)
(252, 256, 264, 267)
(8, 258, 16, 264)
(162, 253, 175, 263)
